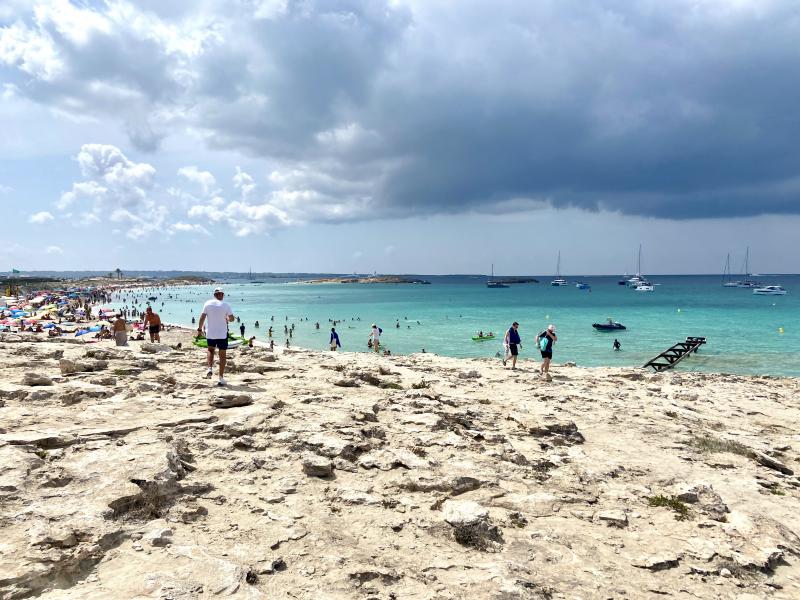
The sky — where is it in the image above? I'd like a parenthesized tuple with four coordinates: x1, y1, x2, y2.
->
(1, 0, 799, 275)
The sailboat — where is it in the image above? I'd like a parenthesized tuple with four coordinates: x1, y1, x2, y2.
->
(735, 247, 760, 288)
(550, 252, 568, 286)
(487, 264, 508, 288)
(628, 244, 653, 291)
(248, 267, 264, 284)
(722, 253, 738, 287)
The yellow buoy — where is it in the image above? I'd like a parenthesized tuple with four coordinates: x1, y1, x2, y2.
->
(778, 327, 784, 334)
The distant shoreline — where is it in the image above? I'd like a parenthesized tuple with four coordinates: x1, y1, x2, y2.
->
(299, 276, 432, 285)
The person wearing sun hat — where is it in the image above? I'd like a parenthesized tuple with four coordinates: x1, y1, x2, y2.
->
(197, 287, 235, 386)
(536, 324, 557, 380)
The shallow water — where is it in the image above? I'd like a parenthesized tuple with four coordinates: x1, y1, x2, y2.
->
(112, 275, 800, 377)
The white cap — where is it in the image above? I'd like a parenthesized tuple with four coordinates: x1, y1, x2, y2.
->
(214, 287, 224, 294)
(548, 324, 555, 332)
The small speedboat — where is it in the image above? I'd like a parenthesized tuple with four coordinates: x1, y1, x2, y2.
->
(576, 282, 591, 290)
(753, 285, 787, 296)
(593, 319, 626, 331)
(634, 282, 654, 292)
(550, 278, 568, 286)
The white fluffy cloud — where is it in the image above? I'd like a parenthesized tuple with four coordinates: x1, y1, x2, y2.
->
(58, 144, 156, 230)
(44, 244, 63, 254)
(170, 221, 210, 235)
(29, 210, 54, 224)
(177, 166, 216, 196)
(52, 143, 204, 239)
(0, 20, 61, 80)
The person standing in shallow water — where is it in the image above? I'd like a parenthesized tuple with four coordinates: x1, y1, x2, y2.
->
(369, 324, 382, 353)
(330, 327, 341, 351)
(536, 324, 557, 379)
(503, 321, 522, 369)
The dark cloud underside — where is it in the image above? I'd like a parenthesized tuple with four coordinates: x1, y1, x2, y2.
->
(3, 0, 800, 224)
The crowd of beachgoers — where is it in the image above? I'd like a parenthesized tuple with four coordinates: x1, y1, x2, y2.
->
(0, 283, 174, 342)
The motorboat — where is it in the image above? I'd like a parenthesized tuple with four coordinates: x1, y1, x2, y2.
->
(592, 319, 626, 331)
(626, 276, 643, 287)
(752, 285, 787, 295)
(550, 251, 568, 286)
(576, 282, 591, 290)
(634, 283, 654, 292)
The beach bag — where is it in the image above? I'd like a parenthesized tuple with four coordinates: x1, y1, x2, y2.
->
(539, 336, 548, 351)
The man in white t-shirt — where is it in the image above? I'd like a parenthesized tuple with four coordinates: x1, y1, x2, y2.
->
(196, 287, 235, 386)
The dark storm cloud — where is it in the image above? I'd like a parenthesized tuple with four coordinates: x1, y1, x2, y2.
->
(3, 0, 800, 222)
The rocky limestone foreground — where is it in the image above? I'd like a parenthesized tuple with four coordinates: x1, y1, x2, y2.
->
(1, 331, 799, 599)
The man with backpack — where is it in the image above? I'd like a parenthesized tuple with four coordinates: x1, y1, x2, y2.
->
(536, 324, 557, 380)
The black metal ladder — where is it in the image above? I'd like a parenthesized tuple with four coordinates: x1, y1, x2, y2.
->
(643, 336, 707, 371)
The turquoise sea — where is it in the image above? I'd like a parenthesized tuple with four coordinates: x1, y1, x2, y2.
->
(112, 275, 800, 377)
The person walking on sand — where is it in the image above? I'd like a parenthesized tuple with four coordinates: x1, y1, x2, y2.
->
(196, 287, 235, 386)
(142, 307, 162, 343)
(536, 324, 557, 379)
(330, 327, 341, 351)
(112, 313, 128, 346)
(503, 321, 522, 369)
(369, 323, 382, 353)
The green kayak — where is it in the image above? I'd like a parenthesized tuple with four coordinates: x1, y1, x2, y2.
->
(471, 335, 496, 342)
(193, 334, 247, 349)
